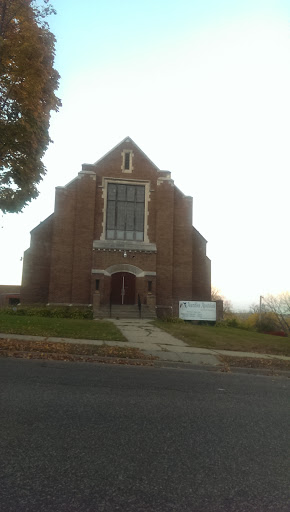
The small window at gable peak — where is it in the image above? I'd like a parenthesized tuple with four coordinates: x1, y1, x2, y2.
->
(122, 150, 133, 173)
(124, 152, 130, 170)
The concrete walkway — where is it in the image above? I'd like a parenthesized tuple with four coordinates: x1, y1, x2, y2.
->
(109, 319, 219, 366)
(109, 319, 290, 366)
(1, 318, 290, 367)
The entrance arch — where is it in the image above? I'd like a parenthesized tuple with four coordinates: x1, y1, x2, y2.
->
(111, 272, 136, 305)
(104, 263, 144, 277)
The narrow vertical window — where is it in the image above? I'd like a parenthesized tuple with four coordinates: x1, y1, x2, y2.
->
(122, 150, 133, 172)
(124, 152, 130, 170)
(95, 279, 100, 291)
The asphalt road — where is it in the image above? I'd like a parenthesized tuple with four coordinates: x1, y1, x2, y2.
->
(0, 358, 289, 512)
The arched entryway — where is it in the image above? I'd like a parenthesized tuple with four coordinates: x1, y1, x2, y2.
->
(111, 272, 136, 305)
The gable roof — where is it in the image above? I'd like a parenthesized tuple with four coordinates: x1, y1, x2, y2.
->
(93, 136, 160, 170)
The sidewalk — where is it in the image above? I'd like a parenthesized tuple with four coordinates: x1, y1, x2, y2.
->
(1, 318, 289, 368)
(108, 319, 290, 366)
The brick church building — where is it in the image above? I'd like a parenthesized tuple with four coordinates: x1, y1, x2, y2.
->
(21, 137, 211, 317)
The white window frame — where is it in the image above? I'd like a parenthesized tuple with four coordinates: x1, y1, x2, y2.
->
(121, 150, 134, 173)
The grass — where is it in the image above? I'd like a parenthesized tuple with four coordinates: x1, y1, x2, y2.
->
(153, 320, 290, 356)
(0, 314, 126, 341)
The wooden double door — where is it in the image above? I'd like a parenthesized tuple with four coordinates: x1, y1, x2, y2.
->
(110, 272, 136, 305)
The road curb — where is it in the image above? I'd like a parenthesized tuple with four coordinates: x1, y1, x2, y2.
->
(2, 352, 289, 377)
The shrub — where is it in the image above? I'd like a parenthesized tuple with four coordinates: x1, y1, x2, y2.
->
(224, 317, 240, 328)
(257, 314, 279, 333)
(246, 312, 279, 333)
(161, 316, 185, 324)
(0, 306, 93, 319)
(216, 316, 251, 330)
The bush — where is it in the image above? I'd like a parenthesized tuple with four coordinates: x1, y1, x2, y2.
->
(224, 317, 240, 328)
(257, 314, 279, 333)
(246, 312, 279, 333)
(161, 316, 185, 324)
(0, 306, 93, 319)
(216, 316, 251, 330)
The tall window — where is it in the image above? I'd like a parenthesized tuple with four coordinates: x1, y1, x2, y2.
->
(124, 152, 131, 170)
(106, 183, 145, 241)
(122, 150, 133, 172)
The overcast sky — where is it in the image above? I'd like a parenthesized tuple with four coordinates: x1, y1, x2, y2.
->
(1, 0, 289, 310)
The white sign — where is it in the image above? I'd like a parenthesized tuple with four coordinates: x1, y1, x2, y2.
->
(179, 301, 216, 321)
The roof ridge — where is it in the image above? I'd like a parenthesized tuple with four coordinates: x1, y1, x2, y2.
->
(93, 137, 160, 170)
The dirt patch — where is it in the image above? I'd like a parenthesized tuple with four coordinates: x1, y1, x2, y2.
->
(0, 338, 157, 365)
(219, 354, 290, 373)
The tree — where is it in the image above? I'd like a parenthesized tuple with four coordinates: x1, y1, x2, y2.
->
(211, 287, 232, 313)
(263, 292, 290, 334)
(211, 287, 223, 302)
(0, 0, 61, 213)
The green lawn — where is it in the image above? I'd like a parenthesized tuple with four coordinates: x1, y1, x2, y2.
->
(153, 320, 290, 356)
(0, 314, 126, 341)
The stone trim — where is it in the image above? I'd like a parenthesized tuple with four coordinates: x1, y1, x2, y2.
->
(77, 171, 96, 181)
(157, 176, 174, 186)
(46, 303, 92, 307)
(78, 171, 96, 176)
(93, 240, 156, 253)
(92, 265, 156, 278)
(121, 149, 134, 173)
(99, 177, 150, 243)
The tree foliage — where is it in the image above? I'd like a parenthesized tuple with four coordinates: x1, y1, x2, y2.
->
(0, 0, 61, 213)
(263, 292, 290, 334)
(250, 292, 290, 334)
(211, 286, 232, 313)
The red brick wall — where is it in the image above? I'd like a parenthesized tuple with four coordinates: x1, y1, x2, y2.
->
(91, 251, 157, 305)
(21, 138, 211, 309)
(191, 227, 211, 300)
(0, 285, 21, 307)
(156, 179, 174, 307)
(172, 187, 193, 301)
(48, 183, 76, 303)
(91, 140, 158, 242)
(21, 215, 53, 304)
(71, 173, 96, 303)
(47, 173, 97, 304)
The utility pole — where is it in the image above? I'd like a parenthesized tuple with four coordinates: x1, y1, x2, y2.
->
(259, 295, 263, 323)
